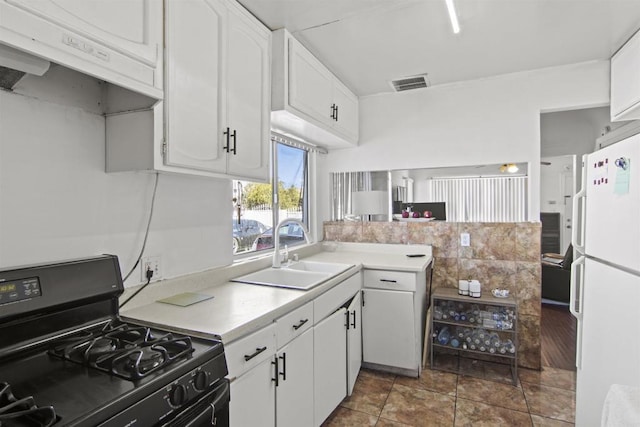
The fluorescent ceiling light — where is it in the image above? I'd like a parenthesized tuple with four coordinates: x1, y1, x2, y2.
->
(445, 0, 460, 34)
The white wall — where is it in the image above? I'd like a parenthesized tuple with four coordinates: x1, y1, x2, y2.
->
(540, 106, 622, 158)
(320, 60, 610, 222)
(0, 66, 232, 286)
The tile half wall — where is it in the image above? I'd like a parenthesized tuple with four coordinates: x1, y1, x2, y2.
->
(323, 221, 542, 370)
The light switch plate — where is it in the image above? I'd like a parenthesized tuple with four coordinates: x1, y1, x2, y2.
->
(460, 233, 470, 247)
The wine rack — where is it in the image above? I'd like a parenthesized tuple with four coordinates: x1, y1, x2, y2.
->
(429, 288, 518, 385)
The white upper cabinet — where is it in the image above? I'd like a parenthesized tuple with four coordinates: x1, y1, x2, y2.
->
(165, 0, 227, 173)
(164, 0, 270, 181)
(331, 79, 359, 142)
(288, 42, 335, 126)
(0, 0, 162, 98)
(107, 0, 271, 181)
(225, 1, 271, 181)
(272, 28, 359, 149)
(611, 29, 640, 122)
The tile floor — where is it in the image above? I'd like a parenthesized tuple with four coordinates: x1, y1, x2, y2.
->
(322, 363, 576, 426)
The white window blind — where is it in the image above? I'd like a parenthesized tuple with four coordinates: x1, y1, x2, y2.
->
(428, 176, 528, 222)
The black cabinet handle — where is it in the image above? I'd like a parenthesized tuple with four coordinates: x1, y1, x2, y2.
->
(345, 310, 350, 330)
(292, 319, 308, 330)
(244, 346, 267, 361)
(282, 353, 287, 380)
(231, 129, 237, 155)
(330, 104, 336, 120)
(223, 127, 230, 153)
(335, 105, 339, 121)
(380, 279, 397, 283)
(351, 310, 356, 329)
(271, 356, 279, 386)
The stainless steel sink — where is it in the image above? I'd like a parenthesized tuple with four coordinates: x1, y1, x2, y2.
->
(231, 261, 354, 290)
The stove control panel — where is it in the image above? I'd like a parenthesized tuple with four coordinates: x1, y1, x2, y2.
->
(98, 351, 228, 426)
(0, 277, 41, 306)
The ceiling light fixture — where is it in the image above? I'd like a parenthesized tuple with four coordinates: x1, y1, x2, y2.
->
(445, 0, 460, 34)
(500, 164, 519, 173)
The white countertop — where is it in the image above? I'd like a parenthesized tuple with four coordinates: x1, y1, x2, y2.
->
(121, 242, 432, 343)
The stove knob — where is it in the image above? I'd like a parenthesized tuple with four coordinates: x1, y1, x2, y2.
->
(168, 384, 188, 407)
(193, 370, 209, 392)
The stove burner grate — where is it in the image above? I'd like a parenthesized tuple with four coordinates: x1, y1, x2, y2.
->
(48, 320, 194, 381)
(0, 383, 57, 427)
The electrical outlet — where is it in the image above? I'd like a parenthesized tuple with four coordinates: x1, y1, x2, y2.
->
(460, 233, 470, 247)
(141, 256, 162, 281)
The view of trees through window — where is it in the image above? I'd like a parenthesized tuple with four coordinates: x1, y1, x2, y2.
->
(232, 142, 308, 255)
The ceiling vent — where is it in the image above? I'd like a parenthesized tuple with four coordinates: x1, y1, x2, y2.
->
(390, 74, 429, 92)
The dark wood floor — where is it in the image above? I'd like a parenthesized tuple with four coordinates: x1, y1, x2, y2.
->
(541, 303, 577, 371)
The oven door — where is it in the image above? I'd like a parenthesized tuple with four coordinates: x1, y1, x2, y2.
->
(164, 379, 229, 427)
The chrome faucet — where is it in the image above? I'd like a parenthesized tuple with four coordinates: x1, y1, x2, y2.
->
(272, 218, 312, 268)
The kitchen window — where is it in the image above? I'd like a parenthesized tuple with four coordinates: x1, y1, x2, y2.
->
(232, 134, 316, 256)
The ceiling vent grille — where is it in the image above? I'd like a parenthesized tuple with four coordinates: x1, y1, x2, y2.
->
(390, 74, 429, 92)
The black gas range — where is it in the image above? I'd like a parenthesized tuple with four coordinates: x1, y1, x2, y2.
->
(0, 255, 229, 427)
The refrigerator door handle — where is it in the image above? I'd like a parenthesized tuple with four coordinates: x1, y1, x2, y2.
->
(570, 255, 586, 369)
(572, 187, 586, 254)
(570, 255, 586, 320)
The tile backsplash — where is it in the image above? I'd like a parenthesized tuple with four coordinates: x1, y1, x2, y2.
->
(324, 220, 542, 370)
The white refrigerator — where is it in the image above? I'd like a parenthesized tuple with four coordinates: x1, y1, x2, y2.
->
(571, 132, 640, 426)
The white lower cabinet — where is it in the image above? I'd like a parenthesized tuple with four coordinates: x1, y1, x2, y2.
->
(361, 266, 429, 377)
(226, 323, 277, 427)
(229, 357, 276, 427)
(228, 272, 362, 427)
(313, 308, 347, 426)
(346, 291, 362, 395)
(274, 301, 314, 427)
(362, 289, 416, 370)
(276, 328, 314, 427)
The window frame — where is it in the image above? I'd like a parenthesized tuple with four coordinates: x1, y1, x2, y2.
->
(232, 137, 316, 260)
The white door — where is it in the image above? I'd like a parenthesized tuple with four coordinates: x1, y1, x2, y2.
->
(276, 328, 314, 427)
(229, 357, 276, 427)
(164, 0, 227, 173)
(314, 308, 347, 426)
(2, 0, 160, 65)
(362, 289, 416, 370)
(584, 134, 640, 270)
(288, 37, 334, 126)
(226, 4, 270, 181)
(346, 291, 362, 396)
(575, 258, 640, 426)
(332, 80, 359, 142)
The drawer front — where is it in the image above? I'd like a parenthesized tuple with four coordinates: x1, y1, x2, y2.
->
(276, 301, 314, 349)
(225, 323, 276, 379)
(364, 269, 416, 292)
(314, 272, 361, 323)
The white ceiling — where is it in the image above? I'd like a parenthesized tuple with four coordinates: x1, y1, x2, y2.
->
(238, 0, 640, 96)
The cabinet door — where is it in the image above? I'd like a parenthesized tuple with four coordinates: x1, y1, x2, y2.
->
(346, 291, 362, 396)
(332, 80, 359, 142)
(276, 328, 314, 427)
(362, 289, 416, 370)
(288, 37, 334, 127)
(164, 0, 227, 173)
(229, 357, 276, 427)
(2, 0, 160, 65)
(226, 4, 270, 181)
(314, 308, 347, 426)
(611, 31, 640, 120)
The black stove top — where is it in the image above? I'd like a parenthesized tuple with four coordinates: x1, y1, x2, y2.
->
(48, 319, 196, 381)
(0, 255, 228, 427)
